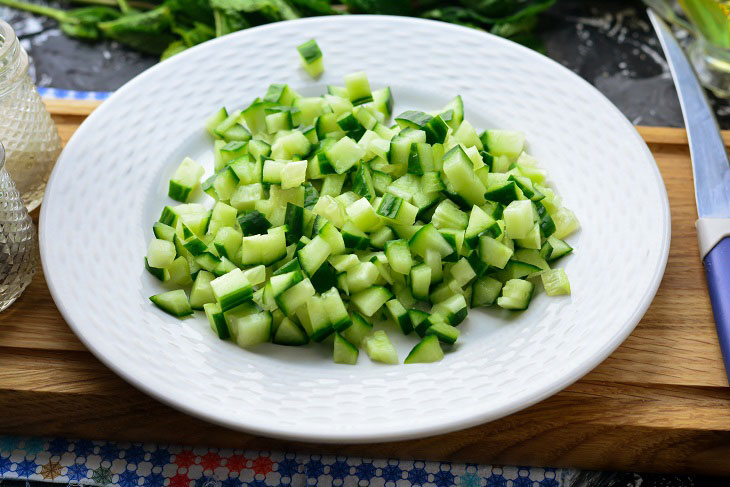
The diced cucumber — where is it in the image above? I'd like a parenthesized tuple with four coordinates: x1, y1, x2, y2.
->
(483, 130, 525, 158)
(333, 333, 359, 364)
(206, 107, 228, 138)
(449, 258, 476, 288)
(204, 302, 229, 339)
(464, 205, 501, 249)
(376, 193, 417, 226)
(371, 87, 394, 118)
(277, 278, 315, 316)
(342, 311, 373, 346)
(541, 268, 571, 296)
(306, 294, 334, 341)
(404, 335, 444, 364)
(410, 263, 431, 301)
(497, 279, 534, 310)
(432, 294, 468, 326)
(471, 276, 503, 307)
(297, 39, 324, 77)
(322, 287, 352, 331)
(272, 316, 307, 346)
(432, 199, 468, 230)
(324, 136, 365, 174)
(280, 160, 308, 189)
(150, 289, 193, 317)
(351, 286, 392, 317)
(298, 235, 332, 276)
(540, 235, 574, 262)
(148, 71, 580, 364)
(346, 261, 380, 293)
(147, 238, 176, 269)
(346, 197, 382, 232)
(240, 226, 288, 265)
(442, 146, 486, 206)
(440, 96, 464, 130)
(503, 200, 534, 239)
(233, 311, 272, 348)
(425, 320, 460, 344)
(190, 270, 216, 309)
(384, 239, 412, 275)
(363, 330, 398, 364)
(409, 223, 454, 259)
(168, 157, 204, 202)
(344, 71, 373, 106)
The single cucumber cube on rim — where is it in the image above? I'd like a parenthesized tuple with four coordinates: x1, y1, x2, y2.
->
(297, 39, 324, 77)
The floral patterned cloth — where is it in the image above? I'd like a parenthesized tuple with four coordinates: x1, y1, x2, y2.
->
(0, 436, 571, 486)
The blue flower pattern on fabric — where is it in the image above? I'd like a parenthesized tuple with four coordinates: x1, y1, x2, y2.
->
(98, 443, 121, 462)
(0, 455, 11, 476)
(66, 463, 88, 481)
(433, 469, 455, 487)
(381, 464, 402, 483)
(148, 448, 171, 468)
(354, 462, 376, 481)
(303, 459, 324, 479)
(0, 436, 569, 487)
(486, 473, 508, 487)
(125, 445, 147, 465)
(118, 469, 140, 487)
(144, 472, 166, 487)
(276, 458, 299, 479)
(222, 476, 243, 487)
(47, 438, 69, 457)
(407, 467, 429, 486)
(328, 460, 350, 481)
(73, 440, 95, 458)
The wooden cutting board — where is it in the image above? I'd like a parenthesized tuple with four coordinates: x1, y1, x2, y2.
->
(1, 99, 728, 475)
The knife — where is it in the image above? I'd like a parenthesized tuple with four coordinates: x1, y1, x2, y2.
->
(648, 10, 730, 381)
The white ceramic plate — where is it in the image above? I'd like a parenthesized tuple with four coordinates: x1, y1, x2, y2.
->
(40, 15, 670, 443)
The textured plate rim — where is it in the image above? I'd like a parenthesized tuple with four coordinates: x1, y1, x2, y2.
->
(40, 15, 671, 443)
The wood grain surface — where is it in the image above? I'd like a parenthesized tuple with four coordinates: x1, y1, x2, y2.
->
(0, 100, 727, 475)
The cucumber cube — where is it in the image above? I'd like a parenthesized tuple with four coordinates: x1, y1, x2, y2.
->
(404, 335, 444, 364)
(146, 238, 176, 269)
(503, 200, 534, 239)
(210, 268, 253, 311)
(363, 330, 398, 364)
(541, 268, 571, 296)
(333, 333, 359, 365)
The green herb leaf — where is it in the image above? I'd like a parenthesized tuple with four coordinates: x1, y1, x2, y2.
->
(98, 6, 177, 55)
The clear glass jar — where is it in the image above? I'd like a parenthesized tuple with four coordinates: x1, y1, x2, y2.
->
(0, 18, 62, 212)
(689, 36, 730, 98)
(0, 141, 37, 312)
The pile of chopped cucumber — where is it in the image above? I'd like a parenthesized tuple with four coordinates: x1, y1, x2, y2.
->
(146, 52, 579, 365)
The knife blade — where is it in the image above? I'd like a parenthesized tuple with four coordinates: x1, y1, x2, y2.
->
(649, 9, 730, 382)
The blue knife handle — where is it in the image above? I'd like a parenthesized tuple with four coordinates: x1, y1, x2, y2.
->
(705, 237, 730, 379)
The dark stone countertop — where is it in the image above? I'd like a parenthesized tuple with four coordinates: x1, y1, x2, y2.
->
(2, 0, 730, 129)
